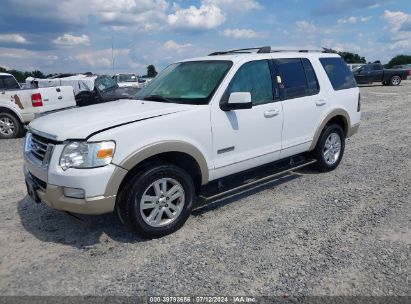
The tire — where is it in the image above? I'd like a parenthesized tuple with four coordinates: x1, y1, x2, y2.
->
(0, 112, 23, 139)
(313, 124, 345, 172)
(116, 162, 195, 238)
(390, 75, 401, 86)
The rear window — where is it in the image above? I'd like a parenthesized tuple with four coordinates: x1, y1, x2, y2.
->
(319, 57, 357, 90)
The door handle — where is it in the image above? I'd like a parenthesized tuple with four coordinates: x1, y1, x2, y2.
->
(58, 96, 63, 100)
(316, 99, 326, 106)
(264, 109, 279, 118)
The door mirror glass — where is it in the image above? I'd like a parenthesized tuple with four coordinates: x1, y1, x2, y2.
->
(221, 92, 252, 110)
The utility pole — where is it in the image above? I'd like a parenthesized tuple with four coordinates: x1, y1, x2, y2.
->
(111, 35, 115, 75)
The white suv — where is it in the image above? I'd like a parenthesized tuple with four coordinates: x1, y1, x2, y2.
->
(23, 47, 360, 238)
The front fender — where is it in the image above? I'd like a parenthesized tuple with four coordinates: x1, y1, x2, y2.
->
(118, 140, 209, 185)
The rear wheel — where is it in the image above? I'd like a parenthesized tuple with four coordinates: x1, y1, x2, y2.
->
(116, 163, 195, 238)
(313, 124, 345, 172)
(390, 75, 401, 86)
(0, 112, 23, 139)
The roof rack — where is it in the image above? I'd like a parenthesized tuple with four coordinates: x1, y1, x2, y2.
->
(209, 46, 271, 56)
(208, 46, 327, 56)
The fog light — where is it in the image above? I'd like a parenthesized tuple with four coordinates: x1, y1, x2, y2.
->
(63, 187, 85, 199)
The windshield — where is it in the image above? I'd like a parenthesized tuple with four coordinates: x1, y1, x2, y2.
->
(118, 74, 137, 82)
(135, 61, 233, 105)
(95, 76, 118, 92)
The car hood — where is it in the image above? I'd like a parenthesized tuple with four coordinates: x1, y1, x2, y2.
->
(29, 99, 196, 141)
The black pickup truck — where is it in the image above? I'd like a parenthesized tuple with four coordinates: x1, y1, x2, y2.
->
(353, 63, 409, 86)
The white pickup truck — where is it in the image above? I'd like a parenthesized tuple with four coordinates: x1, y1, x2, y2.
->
(0, 73, 76, 139)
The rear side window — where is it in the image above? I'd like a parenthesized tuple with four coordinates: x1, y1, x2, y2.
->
(275, 58, 308, 99)
(319, 57, 357, 90)
(372, 64, 383, 71)
(226, 60, 273, 106)
(302, 58, 320, 95)
(0, 75, 20, 90)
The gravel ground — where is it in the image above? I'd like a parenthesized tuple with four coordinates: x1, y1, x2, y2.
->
(0, 82, 410, 297)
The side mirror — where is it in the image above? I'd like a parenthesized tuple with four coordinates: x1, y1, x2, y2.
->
(220, 92, 252, 111)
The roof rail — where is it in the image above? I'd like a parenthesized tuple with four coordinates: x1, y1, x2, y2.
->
(270, 46, 325, 53)
(208, 46, 271, 56)
(208, 46, 327, 56)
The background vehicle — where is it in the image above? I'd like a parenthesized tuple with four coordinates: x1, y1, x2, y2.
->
(392, 64, 411, 79)
(112, 74, 142, 88)
(347, 63, 365, 71)
(0, 73, 76, 139)
(353, 63, 408, 86)
(23, 47, 360, 237)
(31, 74, 140, 107)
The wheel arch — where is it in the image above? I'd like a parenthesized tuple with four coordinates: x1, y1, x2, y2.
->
(0, 106, 24, 123)
(309, 109, 350, 151)
(114, 141, 209, 196)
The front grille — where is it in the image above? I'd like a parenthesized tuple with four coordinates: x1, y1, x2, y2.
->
(31, 134, 55, 164)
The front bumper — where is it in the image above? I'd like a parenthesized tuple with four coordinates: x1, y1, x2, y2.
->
(23, 167, 120, 214)
(23, 151, 128, 215)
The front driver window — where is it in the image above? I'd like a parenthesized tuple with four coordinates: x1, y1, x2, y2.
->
(226, 60, 273, 106)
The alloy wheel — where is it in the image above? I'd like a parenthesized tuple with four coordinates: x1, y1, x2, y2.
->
(323, 132, 341, 165)
(139, 178, 185, 228)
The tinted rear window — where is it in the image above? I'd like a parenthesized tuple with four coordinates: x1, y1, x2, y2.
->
(302, 58, 320, 95)
(319, 57, 357, 90)
(276, 58, 308, 99)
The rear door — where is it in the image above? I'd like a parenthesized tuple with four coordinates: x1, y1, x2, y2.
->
(274, 58, 329, 158)
(369, 64, 384, 82)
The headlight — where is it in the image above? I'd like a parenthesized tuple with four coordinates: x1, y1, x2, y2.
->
(60, 141, 115, 170)
(24, 132, 32, 153)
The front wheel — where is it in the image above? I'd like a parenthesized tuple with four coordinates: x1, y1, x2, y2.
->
(116, 163, 195, 238)
(390, 76, 401, 86)
(313, 124, 345, 172)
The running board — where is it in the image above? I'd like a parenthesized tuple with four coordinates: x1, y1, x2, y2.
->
(198, 158, 317, 203)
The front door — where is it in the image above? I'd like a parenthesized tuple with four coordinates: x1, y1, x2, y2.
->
(211, 59, 283, 179)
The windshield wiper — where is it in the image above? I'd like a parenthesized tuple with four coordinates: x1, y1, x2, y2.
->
(143, 95, 173, 103)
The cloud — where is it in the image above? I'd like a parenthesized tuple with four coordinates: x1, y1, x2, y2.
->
(52, 34, 90, 46)
(0, 33, 27, 44)
(222, 28, 261, 38)
(95, 0, 168, 31)
(164, 40, 193, 51)
(74, 48, 130, 68)
(314, 0, 388, 16)
(167, 3, 225, 31)
(203, 0, 262, 11)
(0, 47, 36, 59)
(382, 10, 411, 50)
(296, 20, 317, 33)
(321, 39, 362, 53)
(337, 16, 372, 24)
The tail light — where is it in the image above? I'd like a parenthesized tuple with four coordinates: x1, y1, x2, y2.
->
(408, 70, 411, 76)
(357, 93, 361, 112)
(31, 93, 43, 107)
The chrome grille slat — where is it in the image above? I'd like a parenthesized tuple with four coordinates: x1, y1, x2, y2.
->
(30, 134, 55, 165)
(31, 148, 44, 159)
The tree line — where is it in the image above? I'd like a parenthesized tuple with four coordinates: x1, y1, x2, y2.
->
(1, 53, 410, 83)
(0, 65, 158, 83)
